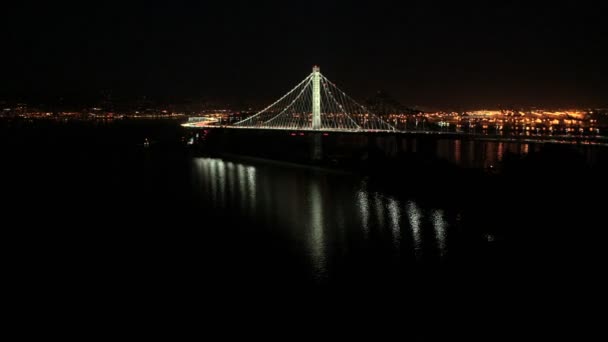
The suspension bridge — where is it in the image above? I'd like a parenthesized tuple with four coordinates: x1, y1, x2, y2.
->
(183, 66, 396, 132)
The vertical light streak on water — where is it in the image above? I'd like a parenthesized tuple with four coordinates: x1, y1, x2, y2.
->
(237, 164, 247, 212)
(497, 142, 504, 162)
(199, 159, 208, 196)
(246, 166, 256, 214)
(309, 181, 326, 282)
(485, 142, 496, 168)
(357, 190, 370, 238)
(374, 193, 385, 229)
(226, 161, 236, 208)
(203, 159, 212, 198)
(432, 209, 447, 257)
(208, 159, 218, 207)
(454, 139, 462, 165)
(192, 158, 204, 193)
(388, 197, 401, 248)
(407, 201, 423, 259)
(216, 159, 226, 209)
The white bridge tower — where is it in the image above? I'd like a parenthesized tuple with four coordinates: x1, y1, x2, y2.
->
(311, 65, 321, 129)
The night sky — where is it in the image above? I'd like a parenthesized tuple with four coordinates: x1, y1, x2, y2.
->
(2, 1, 607, 109)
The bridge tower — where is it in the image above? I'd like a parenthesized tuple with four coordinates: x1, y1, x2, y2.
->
(312, 66, 321, 129)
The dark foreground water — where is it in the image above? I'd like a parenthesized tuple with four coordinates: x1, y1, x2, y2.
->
(3, 120, 606, 339)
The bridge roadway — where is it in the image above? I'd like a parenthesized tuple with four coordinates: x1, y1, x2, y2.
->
(183, 124, 608, 146)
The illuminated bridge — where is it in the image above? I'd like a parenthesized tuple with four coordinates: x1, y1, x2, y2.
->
(180, 66, 608, 149)
(183, 66, 396, 132)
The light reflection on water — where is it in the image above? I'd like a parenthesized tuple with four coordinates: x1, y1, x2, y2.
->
(227, 161, 236, 206)
(432, 209, 447, 257)
(309, 180, 326, 280)
(357, 190, 370, 237)
(407, 201, 423, 259)
(374, 193, 385, 229)
(217, 159, 226, 208)
(209, 159, 217, 207)
(387, 197, 401, 248)
(237, 164, 246, 212)
(433, 139, 541, 168)
(193, 157, 458, 279)
(247, 166, 256, 214)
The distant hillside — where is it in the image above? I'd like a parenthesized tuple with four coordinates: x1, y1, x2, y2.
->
(365, 90, 422, 115)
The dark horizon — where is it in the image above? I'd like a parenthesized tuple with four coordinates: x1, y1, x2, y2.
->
(2, 1, 607, 110)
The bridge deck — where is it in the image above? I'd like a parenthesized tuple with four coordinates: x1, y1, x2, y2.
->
(182, 124, 608, 146)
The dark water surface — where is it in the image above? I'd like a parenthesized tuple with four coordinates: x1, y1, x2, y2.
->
(3, 120, 605, 338)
